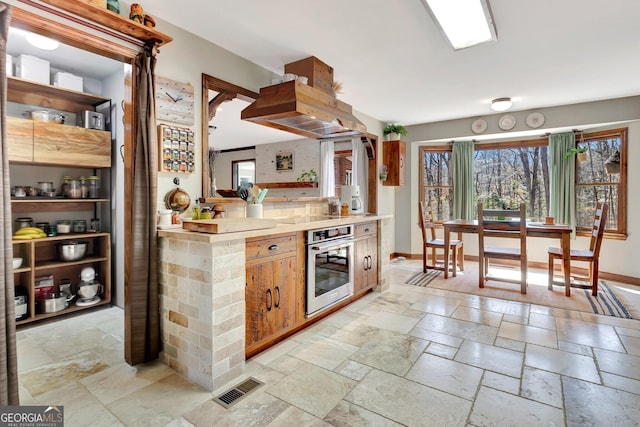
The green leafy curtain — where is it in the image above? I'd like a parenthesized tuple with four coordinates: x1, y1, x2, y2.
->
(549, 132, 576, 234)
(452, 140, 474, 220)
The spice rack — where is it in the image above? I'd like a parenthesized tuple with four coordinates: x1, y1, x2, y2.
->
(158, 124, 195, 173)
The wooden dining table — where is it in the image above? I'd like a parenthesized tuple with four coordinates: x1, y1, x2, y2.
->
(442, 220, 574, 296)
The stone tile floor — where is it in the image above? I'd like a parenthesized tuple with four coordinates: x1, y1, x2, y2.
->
(16, 260, 640, 426)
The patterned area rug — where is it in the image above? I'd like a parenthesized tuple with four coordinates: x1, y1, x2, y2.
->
(584, 282, 632, 318)
(405, 269, 442, 287)
(404, 267, 633, 319)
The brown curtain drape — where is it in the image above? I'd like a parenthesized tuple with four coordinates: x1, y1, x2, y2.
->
(125, 45, 159, 364)
(0, 2, 19, 405)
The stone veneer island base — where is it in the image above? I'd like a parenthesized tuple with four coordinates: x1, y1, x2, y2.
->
(158, 215, 391, 391)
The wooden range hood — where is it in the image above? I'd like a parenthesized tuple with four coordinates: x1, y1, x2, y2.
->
(241, 57, 367, 139)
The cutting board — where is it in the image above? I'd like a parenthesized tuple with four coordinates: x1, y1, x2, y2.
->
(182, 218, 278, 234)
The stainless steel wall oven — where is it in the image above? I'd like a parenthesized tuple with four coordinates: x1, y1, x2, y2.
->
(305, 225, 354, 317)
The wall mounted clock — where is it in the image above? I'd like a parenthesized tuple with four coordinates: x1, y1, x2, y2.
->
(155, 75, 195, 125)
(525, 112, 545, 129)
(498, 114, 516, 131)
(471, 118, 487, 134)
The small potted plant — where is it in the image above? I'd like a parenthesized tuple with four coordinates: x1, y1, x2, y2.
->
(296, 169, 318, 182)
(383, 124, 407, 141)
(563, 146, 588, 162)
(379, 165, 388, 181)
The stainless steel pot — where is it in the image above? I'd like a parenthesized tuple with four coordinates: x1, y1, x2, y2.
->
(37, 293, 70, 314)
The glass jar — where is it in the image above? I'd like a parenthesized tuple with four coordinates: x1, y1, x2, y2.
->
(44, 224, 58, 237)
(89, 218, 100, 232)
(36, 222, 49, 231)
(66, 179, 82, 199)
(79, 177, 89, 199)
(72, 219, 87, 233)
(57, 220, 72, 234)
(16, 217, 34, 229)
(60, 176, 73, 197)
(87, 176, 100, 198)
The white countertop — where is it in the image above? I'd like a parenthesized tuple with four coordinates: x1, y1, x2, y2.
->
(157, 214, 390, 243)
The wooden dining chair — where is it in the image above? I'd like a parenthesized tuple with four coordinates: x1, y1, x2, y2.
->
(419, 201, 464, 276)
(548, 202, 608, 296)
(477, 202, 528, 294)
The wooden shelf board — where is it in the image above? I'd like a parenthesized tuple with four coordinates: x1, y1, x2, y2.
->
(254, 182, 318, 189)
(34, 256, 108, 270)
(16, 299, 110, 325)
(8, 76, 110, 108)
(37, 0, 173, 46)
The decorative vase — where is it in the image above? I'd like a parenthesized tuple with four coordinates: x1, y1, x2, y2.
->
(106, 0, 120, 14)
(387, 132, 399, 141)
(577, 152, 587, 162)
(380, 172, 388, 181)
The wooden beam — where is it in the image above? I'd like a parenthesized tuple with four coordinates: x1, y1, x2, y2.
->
(208, 91, 236, 120)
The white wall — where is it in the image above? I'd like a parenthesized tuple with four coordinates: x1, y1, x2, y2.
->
(102, 66, 126, 308)
(398, 96, 640, 279)
(255, 139, 321, 198)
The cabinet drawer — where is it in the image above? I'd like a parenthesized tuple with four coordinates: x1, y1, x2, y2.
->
(246, 234, 297, 261)
(33, 122, 111, 167)
(355, 222, 377, 238)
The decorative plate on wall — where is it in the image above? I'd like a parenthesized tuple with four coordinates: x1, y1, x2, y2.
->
(471, 118, 488, 134)
(498, 114, 517, 131)
(525, 112, 545, 129)
(155, 76, 195, 125)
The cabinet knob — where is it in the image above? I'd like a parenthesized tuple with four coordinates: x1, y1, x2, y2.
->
(268, 244, 279, 251)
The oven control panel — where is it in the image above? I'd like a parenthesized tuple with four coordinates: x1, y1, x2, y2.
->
(306, 225, 353, 244)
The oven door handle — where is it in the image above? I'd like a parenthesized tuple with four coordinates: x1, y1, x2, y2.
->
(309, 237, 354, 252)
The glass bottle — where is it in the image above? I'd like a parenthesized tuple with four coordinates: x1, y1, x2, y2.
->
(88, 176, 100, 198)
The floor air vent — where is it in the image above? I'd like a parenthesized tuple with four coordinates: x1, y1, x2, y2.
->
(213, 377, 264, 408)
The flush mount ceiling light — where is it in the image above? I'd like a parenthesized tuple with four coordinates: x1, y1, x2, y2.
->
(421, 0, 497, 50)
(491, 97, 512, 112)
(26, 32, 59, 50)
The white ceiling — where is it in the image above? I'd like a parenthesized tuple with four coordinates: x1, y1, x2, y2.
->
(145, 0, 640, 127)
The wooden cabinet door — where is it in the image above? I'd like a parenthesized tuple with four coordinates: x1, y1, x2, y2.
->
(272, 256, 297, 331)
(354, 238, 370, 293)
(7, 117, 34, 163)
(383, 140, 406, 186)
(365, 237, 378, 289)
(33, 122, 111, 167)
(245, 262, 274, 346)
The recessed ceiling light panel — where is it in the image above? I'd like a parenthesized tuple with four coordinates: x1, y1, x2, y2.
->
(421, 0, 497, 50)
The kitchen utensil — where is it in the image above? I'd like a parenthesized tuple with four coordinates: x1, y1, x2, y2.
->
(164, 179, 191, 213)
(37, 292, 70, 313)
(257, 189, 269, 204)
(57, 241, 88, 261)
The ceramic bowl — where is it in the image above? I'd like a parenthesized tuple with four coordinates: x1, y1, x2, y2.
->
(12, 258, 23, 269)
